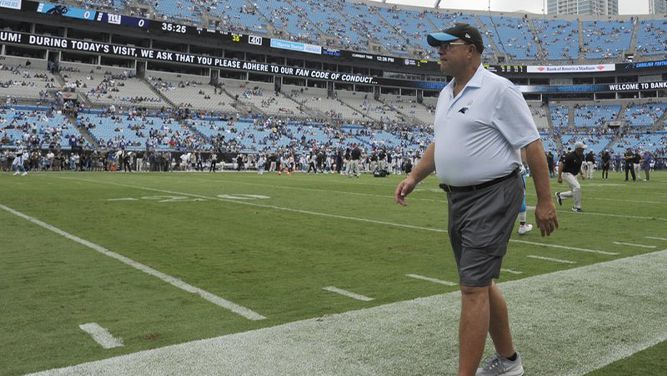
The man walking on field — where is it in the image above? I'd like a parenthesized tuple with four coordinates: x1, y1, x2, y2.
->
(394, 24, 558, 376)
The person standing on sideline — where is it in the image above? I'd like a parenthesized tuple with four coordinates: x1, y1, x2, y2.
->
(623, 148, 636, 181)
(517, 152, 533, 235)
(546, 151, 554, 178)
(601, 150, 611, 180)
(122, 150, 132, 172)
(555, 142, 585, 212)
(394, 24, 558, 376)
(584, 150, 595, 180)
(641, 150, 653, 181)
(12, 146, 28, 176)
(257, 153, 266, 175)
(209, 153, 217, 172)
(632, 149, 641, 181)
(348, 143, 362, 177)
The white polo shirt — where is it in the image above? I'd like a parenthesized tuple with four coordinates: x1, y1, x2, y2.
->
(433, 63, 540, 186)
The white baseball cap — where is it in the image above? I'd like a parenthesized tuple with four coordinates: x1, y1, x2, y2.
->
(574, 141, 587, 149)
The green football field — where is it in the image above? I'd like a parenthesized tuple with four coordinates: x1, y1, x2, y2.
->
(1, 170, 665, 375)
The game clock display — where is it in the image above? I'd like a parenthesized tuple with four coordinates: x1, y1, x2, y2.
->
(152, 21, 188, 34)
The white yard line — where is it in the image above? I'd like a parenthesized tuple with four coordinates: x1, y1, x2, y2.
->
(0, 204, 266, 321)
(511, 239, 618, 255)
(405, 274, 457, 286)
(501, 269, 523, 275)
(558, 209, 667, 222)
(49, 176, 621, 257)
(79, 323, 123, 349)
(613, 241, 657, 249)
(527, 255, 576, 264)
(525, 192, 667, 205)
(203, 176, 447, 203)
(646, 236, 667, 241)
(28, 250, 667, 376)
(322, 286, 374, 302)
(54, 176, 451, 233)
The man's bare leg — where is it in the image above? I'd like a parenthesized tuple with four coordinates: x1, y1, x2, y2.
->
(458, 285, 490, 376)
(488, 281, 516, 358)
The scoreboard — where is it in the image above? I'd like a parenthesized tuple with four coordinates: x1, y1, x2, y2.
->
(148, 21, 271, 48)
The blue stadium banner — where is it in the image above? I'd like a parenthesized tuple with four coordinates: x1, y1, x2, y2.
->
(270, 39, 322, 55)
(0, 0, 21, 10)
(618, 60, 667, 72)
(517, 81, 667, 94)
(36, 2, 96, 20)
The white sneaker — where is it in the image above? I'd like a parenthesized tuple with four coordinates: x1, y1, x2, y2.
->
(13, 171, 19, 176)
(21, 172, 28, 176)
(517, 224, 533, 235)
(476, 353, 524, 376)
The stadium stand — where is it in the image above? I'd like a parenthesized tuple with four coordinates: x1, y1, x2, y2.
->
(208, 0, 270, 35)
(220, 79, 310, 117)
(147, 72, 238, 113)
(1, 1, 666, 173)
(549, 104, 570, 128)
(336, 90, 407, 124)
(528, 102, 549, 129)
(532, 18, 579, 61)
(582, 20, 632, 60)
(561, 133, 614, 154)
(573, 104, 620, 128)
(478, 15, 538, 60)
(382, 95, 435, 125)
(244, 0, 315, 40)
(287, 86, 356, 120)
(0, 108, 82, 150)
(153, 0, 201, 24)
(611, 132, 667, 155)
(623, 102, 667, 127)
(374, 6, 437, 57)
(79, 112, 208, 151)
(0, 58, 59, 101)
(636, 19, 667, 57)
(60, 64, 165, 109)
(52, 0, 667, 63)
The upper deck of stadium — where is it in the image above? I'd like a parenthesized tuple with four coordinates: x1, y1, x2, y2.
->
(51, 0, 667, 64)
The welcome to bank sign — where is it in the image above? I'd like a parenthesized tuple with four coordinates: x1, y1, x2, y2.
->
(0, 0, 21, 10)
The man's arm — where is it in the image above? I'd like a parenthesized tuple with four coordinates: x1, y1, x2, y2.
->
(525, 139, 559, 236)
(394, 143, 435, 206)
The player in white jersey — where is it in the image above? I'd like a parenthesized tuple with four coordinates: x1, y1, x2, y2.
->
(12, 147, 28, 176)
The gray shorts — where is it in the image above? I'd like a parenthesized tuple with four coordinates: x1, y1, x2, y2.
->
(446, 173, 523, 287)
